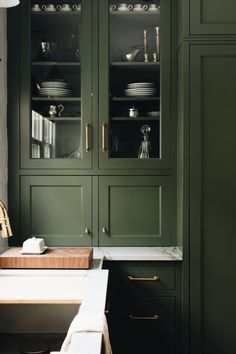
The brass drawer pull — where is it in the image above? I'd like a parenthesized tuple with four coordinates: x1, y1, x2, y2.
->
(128, 276, 160, 281)
(102, 227, 108, 235)
(101, 122, 107, 152)
(129, 314, 159, 320)
(85, 123, 90, 152)
(84, 227, 90, 235)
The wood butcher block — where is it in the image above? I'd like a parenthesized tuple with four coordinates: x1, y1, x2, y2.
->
(0, 247, 93, 269)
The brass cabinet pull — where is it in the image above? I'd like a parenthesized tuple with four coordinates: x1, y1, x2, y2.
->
(128, 275, 160, 281)
(102, 227, 108, 235)
(129, 314, 159, 320)
(85, 123, 90, 152)
(84, 227, 90, 235)
(101, 122, 107, 152)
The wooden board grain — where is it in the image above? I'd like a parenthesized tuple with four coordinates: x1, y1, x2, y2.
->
(0, 247, 93, 269)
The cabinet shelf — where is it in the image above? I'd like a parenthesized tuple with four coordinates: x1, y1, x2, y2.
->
(111, 116, 159, 121)
(32, 61, 81, 67)
(32, 97, 81, 101)
(111, 62, 160, 68)
(111, 96, 159, 101)
(110, 11, 160, 16)
(31, 11, 80, 16)
(48, 117, 81, 122)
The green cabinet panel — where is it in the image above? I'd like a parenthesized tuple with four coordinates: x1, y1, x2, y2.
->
(21, 176, 92, 246)
(99, 176, 172, 246)
(189, 44, 236, 354)
(189, 0, 236, 34)
(98, 0, 172, 169)
(18, 0, 93, 169)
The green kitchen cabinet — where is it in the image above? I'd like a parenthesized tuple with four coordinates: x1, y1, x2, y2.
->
(20, 176, 93, 246)
(180, 0, 236, 36)
(98, 0, 172, 169)
(99, 176, 172, 246)
(182, 44, 236, 354)
(105, 261, 182, 354)
(17, 0, 93, 169)
(8, 0, 177, 247)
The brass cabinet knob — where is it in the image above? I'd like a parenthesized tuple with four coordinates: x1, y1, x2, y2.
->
(85, 227, 90, 235)
(102, 227, 108, 235)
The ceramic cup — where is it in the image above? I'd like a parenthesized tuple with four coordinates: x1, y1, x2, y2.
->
(133, 4, 148, 11)
(56, 3, 71, 11)
(117, 3, 133, 11)
(110, 4, 117, 11)
(72, 4, 81, 11)
(32, 3, 41, 11)
(41, 4, 56, 11)
(148, 4, 158, 11)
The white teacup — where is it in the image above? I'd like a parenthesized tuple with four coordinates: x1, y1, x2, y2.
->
(72, 4, 81, 11)
(110, 4, 117, 11)
(133, 4, 148, 11)
(32, 3, 41, 11)
(117, 3, 133, 11)
(41, 4, 56, 11)
(57, 3, 71, 11)
(148, 4, 159, 11)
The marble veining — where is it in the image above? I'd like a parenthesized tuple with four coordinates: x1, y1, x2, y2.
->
(93, 246, 183, 262)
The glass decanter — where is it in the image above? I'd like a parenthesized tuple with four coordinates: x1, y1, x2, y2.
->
(138, 125, 151, 159)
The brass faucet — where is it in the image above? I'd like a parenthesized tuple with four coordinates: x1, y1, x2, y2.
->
(0, 200, 12, 237)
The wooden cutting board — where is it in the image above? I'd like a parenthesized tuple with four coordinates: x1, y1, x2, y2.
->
(0, 247, 93, 269)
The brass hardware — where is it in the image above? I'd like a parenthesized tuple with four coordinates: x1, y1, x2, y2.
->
(0, 200, 13, 237)
(129, 315, 159, 320)
(85, 123, 90, 152)
(101, 123, 107, 152)
(102, 227, 108, 235)
(84, 227, 90, 235)
(128, 276, 160, 281)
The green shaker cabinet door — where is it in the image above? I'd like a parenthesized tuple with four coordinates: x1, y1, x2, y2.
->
(21, 176, 92, 246)
(190, 0, 236, 34)
(189, 45, 236, 354)
(99, 176, 172, 246)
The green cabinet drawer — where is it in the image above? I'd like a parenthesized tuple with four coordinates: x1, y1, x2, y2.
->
(108, 297, 176, 354)
(109, 262, 176, 295)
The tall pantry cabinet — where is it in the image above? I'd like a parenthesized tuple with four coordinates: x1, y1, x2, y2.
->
(178, 1, 236, 353)
(7, 0, 178, 247)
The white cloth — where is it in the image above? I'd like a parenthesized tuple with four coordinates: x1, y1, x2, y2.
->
(61, 312, 112, 354)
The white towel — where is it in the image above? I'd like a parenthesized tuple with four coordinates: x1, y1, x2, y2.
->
(61, 312, 112, 354)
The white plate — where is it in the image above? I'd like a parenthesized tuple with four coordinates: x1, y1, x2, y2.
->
(41, 82, 70, 88)
(127, 82, 155, 88)
(20, 246, 48, 255)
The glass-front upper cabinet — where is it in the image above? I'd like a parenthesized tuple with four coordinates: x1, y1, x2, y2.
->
(99, 0, 171, 169)
(20, 0, 92, 168)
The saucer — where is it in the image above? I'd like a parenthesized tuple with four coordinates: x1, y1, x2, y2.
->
(20, 246, 48, 255)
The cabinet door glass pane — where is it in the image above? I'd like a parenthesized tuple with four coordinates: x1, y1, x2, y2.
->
(109, 0, 160, 159)
(31, 1, 82, 159)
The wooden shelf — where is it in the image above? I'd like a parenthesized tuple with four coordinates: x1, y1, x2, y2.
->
(110, 11, 160, 15)
(32, 11, 80, 16)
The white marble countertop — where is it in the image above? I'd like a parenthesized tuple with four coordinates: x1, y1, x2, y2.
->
(93, 246, 182, 262)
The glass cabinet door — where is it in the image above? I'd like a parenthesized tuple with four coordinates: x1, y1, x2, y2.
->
(99, 0, 171, 169)
(20, 0, 92, 169)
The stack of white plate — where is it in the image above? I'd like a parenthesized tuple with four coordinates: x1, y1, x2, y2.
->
(38, 80, 72, 96)
(124, 82, 156, 97)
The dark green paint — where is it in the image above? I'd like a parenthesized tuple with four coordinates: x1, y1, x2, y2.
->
(99, 176, 172, 246)
(21, 176, 93, 246)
